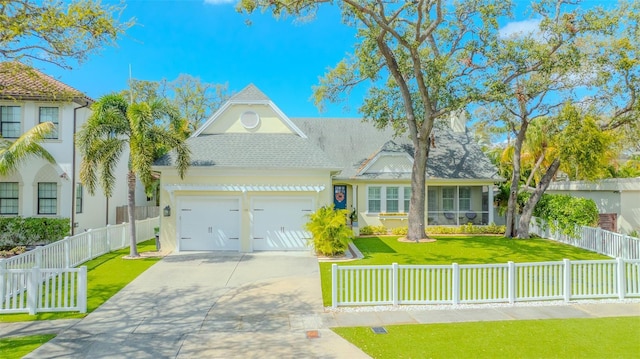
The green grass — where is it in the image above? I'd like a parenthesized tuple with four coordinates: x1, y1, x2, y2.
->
(333, 316, 640, 359)
(0, 334, 56, 359)
(319, 235, 610, 306)
(0, 239, 162, 322)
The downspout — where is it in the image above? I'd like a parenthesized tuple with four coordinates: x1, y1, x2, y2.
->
(71, 100, 90, 235)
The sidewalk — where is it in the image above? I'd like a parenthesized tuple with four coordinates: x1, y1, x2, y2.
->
(325, 301, 640, 328)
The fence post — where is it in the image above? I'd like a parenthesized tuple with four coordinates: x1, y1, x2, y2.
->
(331, 264, 338, 309)
(87, 229, 93, 260)
(0, 259, 6, 308)
(617, 257, 626, 300)
(563, 259, 571, 302)
(78, 266, 87, 313)
(392, 263, 399, 306)
(27, 267, 40, 315)
(106, 224, 111, 251)
(64, 237, 71, 268)
(452, 263, 460, 305)
(122, 223, 127, 249)
(35, 246, 42, 269)
(596, 228, 603, 254)
(622, 235, 629, 260)
(508, 261, 515, 304)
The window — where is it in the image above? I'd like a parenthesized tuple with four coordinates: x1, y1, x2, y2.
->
(403, 187, 411, 212)
(39, 107, 59, 139)
(0, 182, 19, 215)
(0, 106, 21, 138)
(38, 182, 57, 215)
(427, 188, 438, 211)
(442, 187, 455, 211)
(386, 187, 399, 213)
(368, 187, 381, 213)
(459, 186, 471, 211)
(75, 183, 83, 214)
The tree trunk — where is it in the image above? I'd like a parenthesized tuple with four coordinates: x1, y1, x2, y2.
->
(505, 122, 529, 238)
(407, 139, 429, 241)
(517, 158, 561, 238)
(127, 170, 139, 257)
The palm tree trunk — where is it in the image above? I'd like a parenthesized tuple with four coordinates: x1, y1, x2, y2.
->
(127, 170, 139, 257)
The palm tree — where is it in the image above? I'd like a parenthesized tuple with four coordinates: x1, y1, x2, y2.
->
(77, 93, 190, 257)
(0, 122, 56, 176)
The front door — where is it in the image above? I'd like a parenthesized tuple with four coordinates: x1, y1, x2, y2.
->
(334, 185, 347, 209)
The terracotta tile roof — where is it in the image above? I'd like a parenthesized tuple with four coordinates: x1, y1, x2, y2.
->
(0, 62, 92, 104)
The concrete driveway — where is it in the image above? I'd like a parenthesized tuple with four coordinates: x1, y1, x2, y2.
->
(25, 251, 369, 359)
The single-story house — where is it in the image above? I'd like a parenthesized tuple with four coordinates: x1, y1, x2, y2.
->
(546, 178, 640, 235)
(154, 84, 502, 253)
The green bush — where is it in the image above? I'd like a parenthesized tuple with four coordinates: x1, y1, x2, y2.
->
(360, 225, 387, 235)
(305, 205, 353, 256)
(391, 227, 408, 235)
(533, 194, 598, 237)
(0, 217, 70, 249)
(385, 224, 506, 236)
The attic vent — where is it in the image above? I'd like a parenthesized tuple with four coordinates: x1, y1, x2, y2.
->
(240, 111, 260, 129)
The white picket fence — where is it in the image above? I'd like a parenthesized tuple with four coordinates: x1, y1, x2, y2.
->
(0, 216, 159, 314)
(528, 217, 640, 260)
(331, 259, 640, 307)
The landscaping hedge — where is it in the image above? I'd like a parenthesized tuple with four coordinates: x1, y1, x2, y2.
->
(0, 217, 70, 249)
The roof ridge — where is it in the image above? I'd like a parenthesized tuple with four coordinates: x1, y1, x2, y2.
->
(229, 83, 270, 102)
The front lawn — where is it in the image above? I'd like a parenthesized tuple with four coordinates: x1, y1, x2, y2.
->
(0, 334, 56, 359)
(333, 316, 640, 359)
(319, 236, 610, 306)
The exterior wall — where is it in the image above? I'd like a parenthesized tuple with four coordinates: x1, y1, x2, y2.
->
(157, 168, 333, 253)
(364, 155, 412, 175)
(621, 191, 640, 234)
(547, 179, 640, 235)
(349, 181, 496, 230)
(201, 104, 294, 135)
(0, 99, 147, 235)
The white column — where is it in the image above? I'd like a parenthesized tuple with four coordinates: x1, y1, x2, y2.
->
(488, 185, 494, 224)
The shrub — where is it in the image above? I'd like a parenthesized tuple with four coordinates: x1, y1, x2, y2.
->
(305, 205, 352, 256)
(360, 225, 388, 235)
(391, 227, 408, 235)
(0, 217, 70, 249)
(533, 194, 598, 237)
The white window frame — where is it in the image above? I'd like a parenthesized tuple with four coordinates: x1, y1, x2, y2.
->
(386, 186, 399, 213)
(37, 182, 57, 215)
(367, 185, 411, 214)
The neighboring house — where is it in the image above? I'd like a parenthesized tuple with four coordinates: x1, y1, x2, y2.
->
(154, 84, 502, 253)
(546, 178, 640, 235)
(0, 62, 150, 234)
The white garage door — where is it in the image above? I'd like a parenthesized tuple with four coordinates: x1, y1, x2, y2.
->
(179, 197, 240, 251)
(252, 197, 313, 251)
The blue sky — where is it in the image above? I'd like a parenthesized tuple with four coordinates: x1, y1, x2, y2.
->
(41, 0, 612, 119)
(44, 0, 359, 117)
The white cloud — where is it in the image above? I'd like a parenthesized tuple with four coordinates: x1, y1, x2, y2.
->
(203, 0, 236, 5)
(499, 19, 542, 39)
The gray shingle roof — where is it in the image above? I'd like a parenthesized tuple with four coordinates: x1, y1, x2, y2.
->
(292, 118, 502, 181)
(229, 84, 270, 102)
(155, 133, 337, 170)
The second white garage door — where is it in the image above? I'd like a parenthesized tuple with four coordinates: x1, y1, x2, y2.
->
(252, 197, 313, 251)
(179, 197, 240, 251)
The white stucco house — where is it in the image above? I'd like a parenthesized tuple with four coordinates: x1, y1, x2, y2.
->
(154, 84, 502, 253)
(546, 178, 640, 235)
(0, 62, 150, 234)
